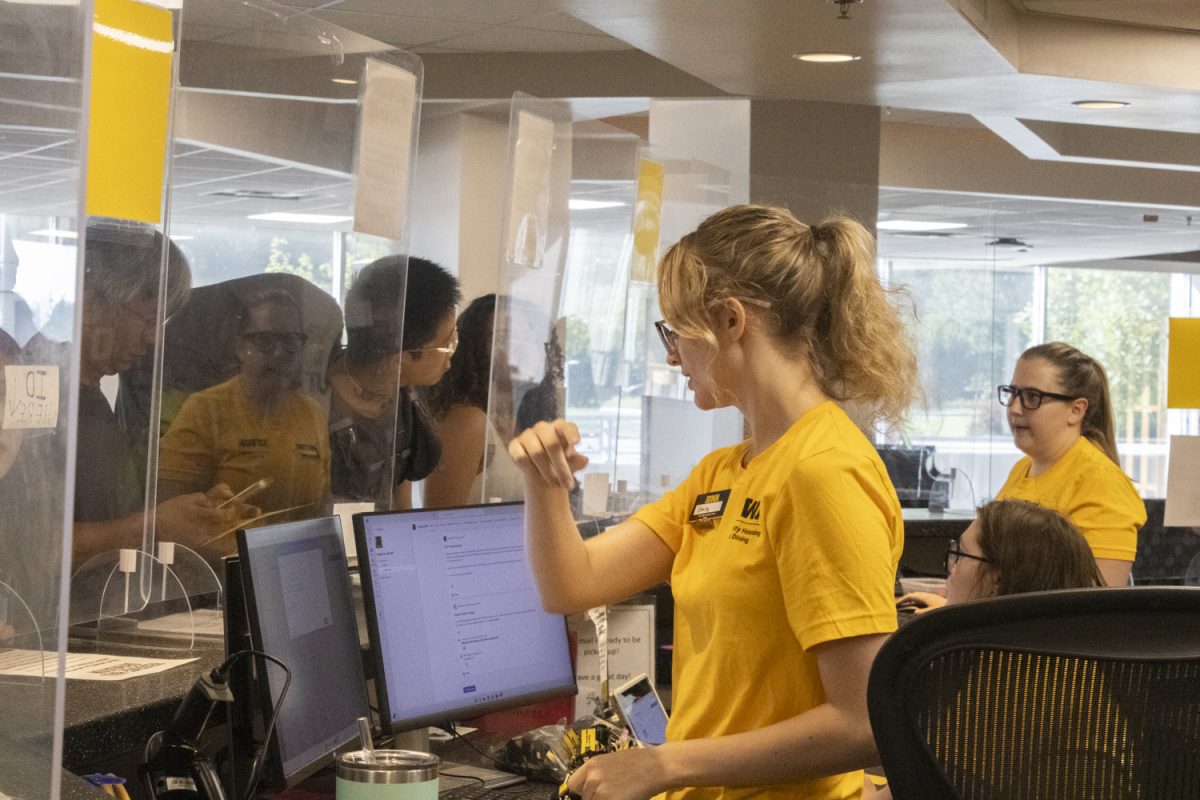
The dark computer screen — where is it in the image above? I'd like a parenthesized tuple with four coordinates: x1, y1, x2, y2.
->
(354, 502, 576, 733)
(236, 516, 369, 786)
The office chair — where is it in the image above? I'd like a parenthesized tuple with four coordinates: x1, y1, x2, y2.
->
(868, 587, 1200, 800)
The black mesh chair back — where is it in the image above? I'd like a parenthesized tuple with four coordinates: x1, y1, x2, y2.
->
(868, 587, 1200, 800)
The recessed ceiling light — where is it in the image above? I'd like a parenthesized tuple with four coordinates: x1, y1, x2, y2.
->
(1072, 100, 1130, 110)
(569, 199, 627, 211)
(793, 52, 861, 63)
(877, 220, 968, 232)
(331, 78, 358, 85)
(247, 212, 353, 224)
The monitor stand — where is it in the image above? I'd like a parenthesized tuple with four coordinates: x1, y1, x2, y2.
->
(389, 728, 525, 792)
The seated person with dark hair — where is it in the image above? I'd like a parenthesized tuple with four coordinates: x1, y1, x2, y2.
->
(73, 222, 248, 567)
(897, 498, 1103, 614)
(327, 256, 461, 509)
(873, 499, 1104, 798)
(157, 288, 331, 545)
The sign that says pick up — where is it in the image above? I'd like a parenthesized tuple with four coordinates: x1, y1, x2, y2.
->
(5, 365, 59, 429)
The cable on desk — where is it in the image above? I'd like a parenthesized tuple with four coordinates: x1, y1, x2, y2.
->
(230, 649, 292, 800)
(436, 723, 509, 768)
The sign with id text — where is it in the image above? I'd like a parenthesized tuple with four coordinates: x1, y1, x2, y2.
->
(4, 365, 59, 429)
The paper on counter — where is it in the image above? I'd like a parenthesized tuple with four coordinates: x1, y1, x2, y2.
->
(0, 649, 197, 681)
(1164, 435, 1200, 527)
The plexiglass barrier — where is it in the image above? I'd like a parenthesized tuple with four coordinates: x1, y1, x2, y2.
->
(0, 2, 86, 797)
(70, 0, 424, 637)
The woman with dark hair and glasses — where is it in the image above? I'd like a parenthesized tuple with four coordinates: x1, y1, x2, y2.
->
(994, 342, 1145, 587)
(158, 288, 331, 542)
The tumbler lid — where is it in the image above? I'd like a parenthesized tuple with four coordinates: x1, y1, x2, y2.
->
(336, 749, 440, 783)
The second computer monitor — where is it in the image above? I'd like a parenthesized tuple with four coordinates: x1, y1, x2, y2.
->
(354, 502, 576, 734)
(236, 516, 369, 787)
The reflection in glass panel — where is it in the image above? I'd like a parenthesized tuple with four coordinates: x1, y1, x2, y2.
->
(886, 259, 1034, 502)
(0, 1, 85, 794)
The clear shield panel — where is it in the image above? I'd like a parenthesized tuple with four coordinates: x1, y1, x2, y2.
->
(71, 0, 423, 638)
(0, 2, 86, 797)
(633, 155, 740, 505)
(481, 95, 574, 506)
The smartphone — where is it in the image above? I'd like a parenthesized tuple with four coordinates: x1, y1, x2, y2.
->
(219, 477, 273, 509)
(612, 673, 669, 746)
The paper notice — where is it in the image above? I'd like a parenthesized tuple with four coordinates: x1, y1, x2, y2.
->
(353, 58, 417, 242)
(0, 649, 197, 681)
(571, 605, 656, 718)
(505, 111, 555, 268)
(1164, 435, 1200, 527)
(4, 365, 59, 429)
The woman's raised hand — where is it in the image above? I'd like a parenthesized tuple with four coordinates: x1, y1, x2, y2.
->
(508, 419, 590, 490)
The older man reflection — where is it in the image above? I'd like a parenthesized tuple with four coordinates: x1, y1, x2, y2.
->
(73, 224, 248, 566)
(157, 288, 331, 544)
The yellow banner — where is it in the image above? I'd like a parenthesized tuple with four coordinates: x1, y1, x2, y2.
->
(630, 159, 664, 284)
(86, 0, 174, 223)
(1168, 317, 1200, 408)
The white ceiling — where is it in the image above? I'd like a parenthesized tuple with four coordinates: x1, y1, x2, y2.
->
(3, 0, 1198, 269)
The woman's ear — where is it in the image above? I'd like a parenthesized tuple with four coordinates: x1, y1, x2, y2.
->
(1067, 396, 1089, 427)
(715, 298, 748, 343)
(976, 565, 1001, 599)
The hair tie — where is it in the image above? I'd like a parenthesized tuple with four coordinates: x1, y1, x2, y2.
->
(810, 224, 834, 243)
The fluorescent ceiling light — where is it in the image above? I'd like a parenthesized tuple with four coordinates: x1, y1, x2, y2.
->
(247, 212, 353, 224)
(877, 220, 968, 232)
(171, 235, 194, 241)
(569, 199, 626, 210)
(793, 52, 861, 63)
(1072, 100, 1130, 110)
(28, 229, 78, 238)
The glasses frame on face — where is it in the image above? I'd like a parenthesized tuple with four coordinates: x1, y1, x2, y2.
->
(997, 384, 1078, 410)
(654, 320, 678, 357)
(406, 328, 458, 356)
(241, 330, 308, 355)
(655, 296, 773, 358)
(945, 538, 994, 574)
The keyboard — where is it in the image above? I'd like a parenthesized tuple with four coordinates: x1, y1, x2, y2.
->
(440, 782, 556, 800)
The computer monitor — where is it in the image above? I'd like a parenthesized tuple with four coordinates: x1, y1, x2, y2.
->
(354, 502, 577, 734)
(235, 516, 369, 788)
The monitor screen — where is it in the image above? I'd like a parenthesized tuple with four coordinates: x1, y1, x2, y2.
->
(236, 516, 369, 786)
(354, 502, 576, 733)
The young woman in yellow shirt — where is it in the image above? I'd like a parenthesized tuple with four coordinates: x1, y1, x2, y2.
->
(509, 204, 918, 800)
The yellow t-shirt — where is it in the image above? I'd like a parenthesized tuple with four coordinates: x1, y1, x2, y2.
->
(633, 401, 903, 800)
(158, 376, 331, 524)
(996, 436, 1145, 562)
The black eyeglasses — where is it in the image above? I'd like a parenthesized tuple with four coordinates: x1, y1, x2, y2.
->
(945, 539, 993, 574)
(997, 384, 1078, 410)
(242, 331, 307, 354)
(654, 320, 678, 357)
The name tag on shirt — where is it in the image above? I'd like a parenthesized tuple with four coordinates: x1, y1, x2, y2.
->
(690, 489, 730, 523)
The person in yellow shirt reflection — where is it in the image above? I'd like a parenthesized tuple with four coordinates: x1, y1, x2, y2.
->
(158, 288, 331, 551)
(995, 342, 1145, 587)
(510, 204, 919, 800)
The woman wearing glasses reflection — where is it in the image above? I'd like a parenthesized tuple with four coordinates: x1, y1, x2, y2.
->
(510, 205, 919, 800)
(158, 288, 331, 540)
(994, 342, 1145, 587)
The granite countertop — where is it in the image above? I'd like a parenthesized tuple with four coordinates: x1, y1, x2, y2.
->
(0, 630, 225, 772)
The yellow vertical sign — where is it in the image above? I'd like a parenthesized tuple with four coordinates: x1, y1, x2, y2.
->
(630, 159, 664, 284)
(1168, 317, 1200, 408)
(86, 0, 174, 223)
